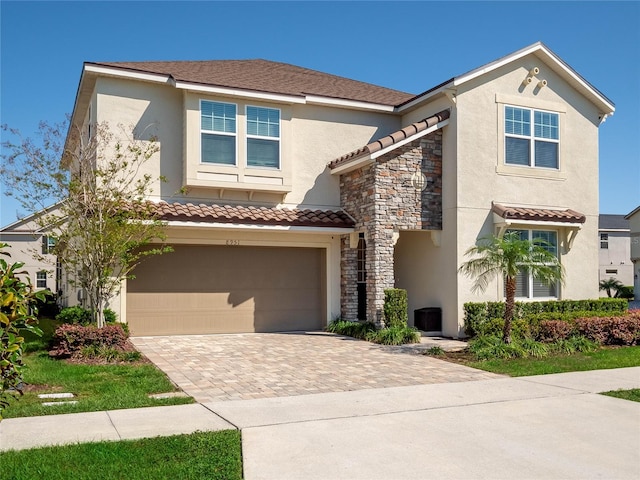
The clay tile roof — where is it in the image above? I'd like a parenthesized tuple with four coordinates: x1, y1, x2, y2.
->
(492, 203, 586, 224)
(328, 109, 450, 169)
(153, 202, 354, 229)
(93, 59, 414, 106)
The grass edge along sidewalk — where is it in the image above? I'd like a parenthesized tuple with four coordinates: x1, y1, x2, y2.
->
(0, 430, 243, 480)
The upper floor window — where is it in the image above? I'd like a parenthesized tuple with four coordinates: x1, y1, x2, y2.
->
(600, 233, 609, 249)
(42, 235, 56, 254)
(36, 271, 47, 288)
(505, 106, 559, 169)
(247, 106, 280, 169)
(506, 229, 559, 299)
(201, 101, 236, 165)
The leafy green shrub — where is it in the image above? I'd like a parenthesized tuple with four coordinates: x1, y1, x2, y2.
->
(49, 324, 130, 359)
(425, 346, 445, 356)
(617, 286, 635, 299)
(366, 325, 420, 345)
(0, 244, 47, 418)
(464, 299, 628, 337)
(468, 335, 527, 360)
(474, 317, 532, 339)
(80, 344, 141, 362)
(383, 289, 408, 328)
(56, 306, 117, 325)
(548, 335, 598, 355)
(325, 319, 376, 339)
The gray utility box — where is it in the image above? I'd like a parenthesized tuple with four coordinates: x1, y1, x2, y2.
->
(414, 307, 442, 332)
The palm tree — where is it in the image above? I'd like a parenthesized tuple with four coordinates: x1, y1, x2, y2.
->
(599, 277, 624, 297)
(458, 231, 564, 344)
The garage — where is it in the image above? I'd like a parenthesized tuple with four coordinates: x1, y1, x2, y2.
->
(127, 244, 325, 336)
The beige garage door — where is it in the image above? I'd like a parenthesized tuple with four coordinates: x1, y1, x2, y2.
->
(127, 245, 325, 336)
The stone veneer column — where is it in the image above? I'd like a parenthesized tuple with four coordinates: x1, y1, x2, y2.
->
(339, 130, 443, 326)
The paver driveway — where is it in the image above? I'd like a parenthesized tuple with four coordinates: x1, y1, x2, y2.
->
(131, 332, 502, 403)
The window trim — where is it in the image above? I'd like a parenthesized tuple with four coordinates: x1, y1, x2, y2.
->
(246, 105, 281, 170)
(505, 228, 560, 300)
(504, 105, 560, 170)
(36, 271, 47, 289)
(200, 99, 238, 166)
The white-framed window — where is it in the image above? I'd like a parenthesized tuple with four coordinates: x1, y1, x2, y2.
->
(246, 106, 280, 169)
(505, 106, 559, 169)
(506, 229, 559, 299)
(36, 271, 47, 289)
(42, 235, 56, 254)
(600, 233, 609, 249)
(200, 100, 237, 165)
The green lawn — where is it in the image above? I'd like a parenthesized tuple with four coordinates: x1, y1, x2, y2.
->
(3, 352, 194, 418)
(601, 388, 640, 403)
(465, 346, 640, 376)
(0, 430, 243, 480)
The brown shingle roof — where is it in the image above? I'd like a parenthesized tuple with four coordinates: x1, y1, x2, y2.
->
(328, 109, 450, 169)
(93, 59, 414, 106)
(492, 203, 586, 224)
(154, 202, 354, 229)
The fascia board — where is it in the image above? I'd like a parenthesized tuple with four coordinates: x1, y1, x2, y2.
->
(396, 83, 453, 113)
(454, 43, 615, 115)
(84, 64, 174, 85)
(163, 220, 354, 234)
(175, 81, 306, 104)
(330, 156, 375, 176)
(305, 95, 395, 112)
(370, 119, 450, 160)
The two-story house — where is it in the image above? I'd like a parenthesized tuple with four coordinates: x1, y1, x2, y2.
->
(626, 206, 640, 299)
(64, 42, 614, 337)
(598, 214, 633, 287)
(0, 204, 60, 293)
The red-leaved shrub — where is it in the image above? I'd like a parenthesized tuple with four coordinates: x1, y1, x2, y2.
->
(537, 320, 573, 342)
(575, 312, 640, 346)
(49, 324, 129, 358)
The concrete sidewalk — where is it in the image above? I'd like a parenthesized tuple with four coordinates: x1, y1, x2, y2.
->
(1, 367, 639, 479)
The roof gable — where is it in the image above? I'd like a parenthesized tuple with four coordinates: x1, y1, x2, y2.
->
(399, 42, 615, 116)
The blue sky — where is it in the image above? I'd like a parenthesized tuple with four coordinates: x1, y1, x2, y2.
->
(1, 1, 638, 225)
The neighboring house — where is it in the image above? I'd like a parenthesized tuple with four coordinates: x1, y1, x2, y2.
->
(64, 41, 615, 337)
(598, 214, 633, 287)
(626, 206, 640, 299)
(0, 205, 60, 293)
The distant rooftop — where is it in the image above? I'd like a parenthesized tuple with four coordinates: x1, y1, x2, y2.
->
(599, 214, 630, 230)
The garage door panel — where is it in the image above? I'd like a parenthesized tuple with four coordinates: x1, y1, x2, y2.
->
(127, 245, 324, 335)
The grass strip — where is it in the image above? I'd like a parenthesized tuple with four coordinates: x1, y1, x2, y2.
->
(601, 388, 640, 403)
(3, 352, 193, 418)
(465, 346, 640, 376)
(0, 430, 242, 480)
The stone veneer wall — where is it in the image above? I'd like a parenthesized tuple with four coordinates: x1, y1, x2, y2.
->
(339, 130, 443, 325)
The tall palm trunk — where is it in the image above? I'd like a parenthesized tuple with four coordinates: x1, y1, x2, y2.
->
(503, 276, 517, 344)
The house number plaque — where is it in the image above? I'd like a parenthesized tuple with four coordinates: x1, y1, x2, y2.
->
(226, 240, 240, 246)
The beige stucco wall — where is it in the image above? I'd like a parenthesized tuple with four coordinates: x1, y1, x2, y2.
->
(452, 55, 603, 331)
(0, 233, 56, 291)
(393, 54, 606, 336)
(599, 232, 633, 286)
(95, 76, 401, 210)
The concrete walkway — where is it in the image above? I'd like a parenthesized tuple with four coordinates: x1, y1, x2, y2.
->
(1, 367, 639, 479)
(131, 332, 495, 403)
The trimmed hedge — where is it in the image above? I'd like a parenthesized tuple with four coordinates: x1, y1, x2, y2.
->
(383, 289, 408, 328)
(56, 306, 117, 325)
(49, 324, 129, 359)
(464, 299, 628, 337)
